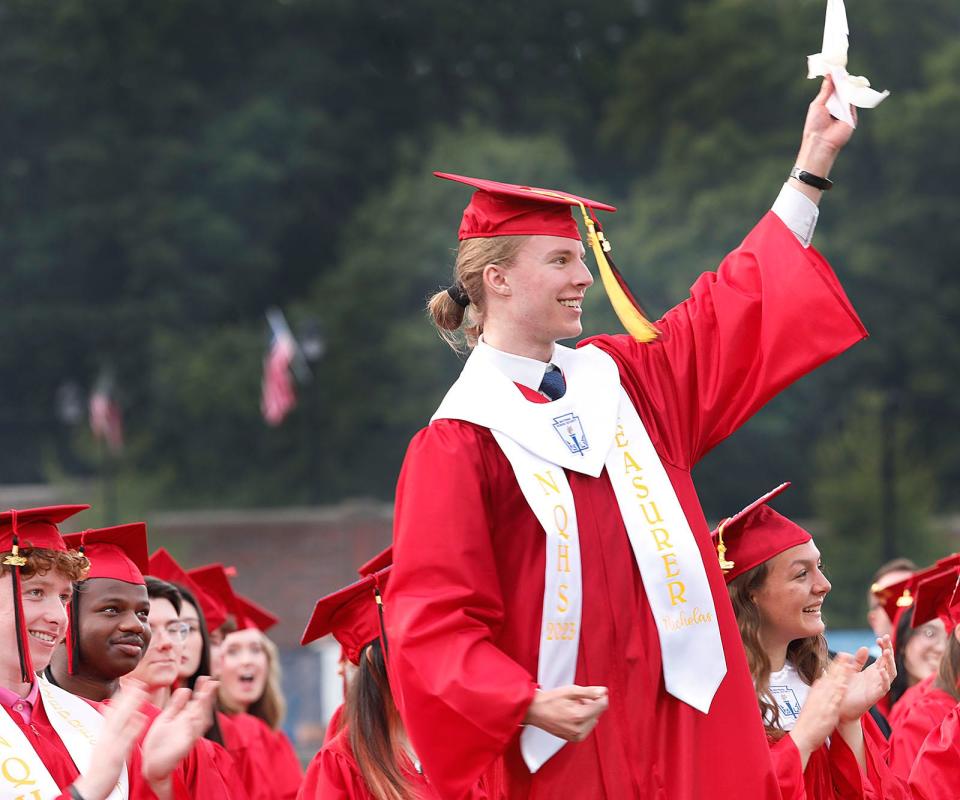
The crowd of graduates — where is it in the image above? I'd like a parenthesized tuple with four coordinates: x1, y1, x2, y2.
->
(5, 71, 960, 799)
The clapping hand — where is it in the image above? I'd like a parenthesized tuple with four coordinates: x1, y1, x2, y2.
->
(838, 636, 896, 723)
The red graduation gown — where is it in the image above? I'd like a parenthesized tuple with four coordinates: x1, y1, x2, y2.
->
(770, 718, 906, 799)
(887, 684, 955, 781)
(888, 675, 936, 733)
(298, 727, 441, 800)
(1, 695, 173, 800)
(389, 213, 868, 800)
(908, 700, 960, 799)
(102, 696, 230, 800)
(221, 710, 302, 799)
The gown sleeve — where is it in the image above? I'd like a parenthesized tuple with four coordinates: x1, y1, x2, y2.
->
(908, 702, 960, 800)
(389, 422, 539, 800)
(768, 734, 807, 800)
(583, 211, 867, 467)
(268, 728, 304, 799)
(297, 747, 372, 800)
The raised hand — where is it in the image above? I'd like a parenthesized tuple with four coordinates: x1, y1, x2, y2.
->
(523, 684, 609, 742)
(71, 681, 149, 800)
(791, 75, 856, 204)
(141, 678, 220, 784)
(838, 636, 896, 723)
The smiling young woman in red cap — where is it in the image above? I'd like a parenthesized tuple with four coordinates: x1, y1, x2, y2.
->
(387, 76, 870, 800)
(714, 484, 905, 799)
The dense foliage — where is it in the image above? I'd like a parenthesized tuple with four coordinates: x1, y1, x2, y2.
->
(2, 0, 957, 622)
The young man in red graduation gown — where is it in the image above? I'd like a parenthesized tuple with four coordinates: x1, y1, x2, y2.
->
(46, 524, 238, 800)
(0, 506, 201, 800)
(387, 77, 870, 799)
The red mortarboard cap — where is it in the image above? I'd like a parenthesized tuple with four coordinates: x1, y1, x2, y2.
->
(2, 505, 89, 681)
(65, 523, 149, 585)
(879, 574, 916, 623)
(301, 567, 391, 665)
(878, 561, 949, 623)
(358, 546, 393, 577)
(234, 595, 279, 633)
(711, 484, 810, 583)
(912, 566, 960, 632)
(435, 172, 616, 242)
(149, 548, 228, 631)
(188, 564, 241, 628)
(0, 505, 90, 553)
(435, 172, 659, 343)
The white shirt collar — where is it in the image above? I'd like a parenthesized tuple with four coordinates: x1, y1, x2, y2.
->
(474, 338, 553, 392)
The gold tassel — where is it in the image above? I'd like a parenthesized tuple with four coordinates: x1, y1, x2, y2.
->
(715, 519, 736, 574)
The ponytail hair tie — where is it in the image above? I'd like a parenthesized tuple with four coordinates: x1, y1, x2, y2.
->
(446, 283, 470, 308)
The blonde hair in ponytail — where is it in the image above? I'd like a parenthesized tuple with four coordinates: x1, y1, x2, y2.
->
(427, 235, 528, 352)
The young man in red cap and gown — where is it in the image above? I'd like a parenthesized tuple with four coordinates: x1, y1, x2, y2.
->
(388, 78, 872, 799)
(0, 507, 203, 800)
(190, 562, 303, 799)
(712, 484, 905, 799)
(46, 525, 240, 800)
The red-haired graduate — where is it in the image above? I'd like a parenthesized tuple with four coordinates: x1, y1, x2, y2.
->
(388, 78, 870, 799)
(713, 484, 905, 799)
(0, 507, 202, 800)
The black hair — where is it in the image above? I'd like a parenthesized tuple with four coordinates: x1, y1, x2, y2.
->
(174, 582, 225, 746)
(145, 575, 183, 614)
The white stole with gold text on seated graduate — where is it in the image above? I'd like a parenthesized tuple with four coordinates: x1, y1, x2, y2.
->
(433, 342, 726, 773)
(0, 677, 128, 800)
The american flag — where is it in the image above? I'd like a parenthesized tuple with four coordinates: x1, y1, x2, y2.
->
(261, 315, 298, 426)
(89, 373, 124, 453)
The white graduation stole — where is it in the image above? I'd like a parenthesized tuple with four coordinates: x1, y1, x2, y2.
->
(0, 679, 128, 800)
(433, 342, 726, 772)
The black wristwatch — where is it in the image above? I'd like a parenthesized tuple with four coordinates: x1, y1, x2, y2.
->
(68, 786, 87, 800)
(790, 166, 833, 191)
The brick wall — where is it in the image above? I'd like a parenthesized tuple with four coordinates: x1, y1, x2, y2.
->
(146, 500, 394, 647)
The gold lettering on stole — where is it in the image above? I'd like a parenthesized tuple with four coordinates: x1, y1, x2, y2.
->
(533, 470, 576, 624)
(557, 583, 570, 613)
(667, 581, 687, 606)
(1, 756, 35, 789)
(616, 421, 688, 612)
(535, 470, 560, 497)
(661, 553, 680, 578)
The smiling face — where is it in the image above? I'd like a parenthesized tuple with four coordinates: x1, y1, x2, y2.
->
(903, 618, 947, 684)
(75, 578, 151, 680)
(219, 628, 268, 712)
(125, 596, 184, 692)
(752, 540, 832, 649)
(0, 570, 72, 682)
(482, 234, 593, 360)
